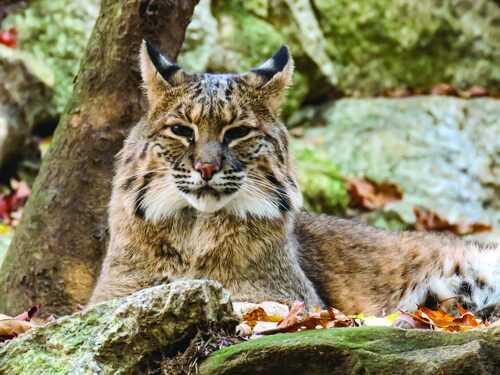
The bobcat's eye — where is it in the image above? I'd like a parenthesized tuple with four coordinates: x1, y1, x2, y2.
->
(224, 126, 252, 143)
(171, 124, 194, 140)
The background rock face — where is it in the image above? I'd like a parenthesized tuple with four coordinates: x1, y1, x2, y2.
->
(199, 326, 500, 375)
(294, 97, 500, 232)
(181, 0, 500, 114)
(2, 0, 99, 117)
(177, 1, 500, 236)
(0, 45, 53, 167)
(0, 280, 238, 374)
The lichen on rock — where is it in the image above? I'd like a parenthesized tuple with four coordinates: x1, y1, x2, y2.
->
(296, 97, 500, 232)
(3, 0, 99, 117)
(0, 45, 53, 167)
(0, 280, 238, 374)
(181, 0, 500, 112)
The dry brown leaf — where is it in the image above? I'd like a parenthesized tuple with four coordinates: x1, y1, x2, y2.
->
(398, 303, 489, 332)
(431, 83, 458, 96)
(242, 307, 285, 329)
(260, 305, 361, 335)
(346, 178, 403, 211)
(276, 301, 305, 329)
(0, 319, 33, 339)
(384, 88, 412, 98)
(414, 207, 492, 235)
(461, 86, 488, 98)
(0, 304, 45, 342)
(0, 179, 31, 226)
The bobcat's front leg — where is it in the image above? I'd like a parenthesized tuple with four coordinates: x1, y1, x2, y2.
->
(88, 255, 170, 305)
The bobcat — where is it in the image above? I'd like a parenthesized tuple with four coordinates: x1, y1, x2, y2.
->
(89, 41, 500, 315)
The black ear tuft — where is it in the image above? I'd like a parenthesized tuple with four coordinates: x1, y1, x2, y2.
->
(144, 40, 181, 83)
(270, 45, 290, 72)
(251, 45, 290, 82)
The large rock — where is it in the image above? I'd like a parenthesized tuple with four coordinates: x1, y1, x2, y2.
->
(199, 326, 500, 374)
(292, 97, 500, 232)
(3, 0, 100, 116)
(0, 45, 53, 167)
(0, 280, 238, 374)
(181, 0, 500, 114)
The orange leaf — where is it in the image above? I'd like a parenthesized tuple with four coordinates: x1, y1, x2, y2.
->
(277, 301, 305, 329)
(414, 208, 492, 235)
(346, 178, 403, 211)
(399, 303, 488, 332)
(242, 307, 283, 329)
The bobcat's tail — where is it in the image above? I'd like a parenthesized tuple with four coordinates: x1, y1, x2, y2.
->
(398, 241, 500, 313)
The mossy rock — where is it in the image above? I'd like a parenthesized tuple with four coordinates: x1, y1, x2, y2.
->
(200, 326, 500, 374)
(3, 0, 99, 117)
(182, 0, 500, 113)
(294, 96, 500, 231)
(292, 141, 349, 215)
(0, 280, 237, 374)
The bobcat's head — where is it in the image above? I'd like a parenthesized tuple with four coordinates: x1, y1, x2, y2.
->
(116, 41, 302, 221)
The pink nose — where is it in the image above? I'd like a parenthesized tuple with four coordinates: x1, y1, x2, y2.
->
(194, 162, 220, 181)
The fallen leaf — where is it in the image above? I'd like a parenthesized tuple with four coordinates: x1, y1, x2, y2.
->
(242, 307, 283, 329)
(346, 178, 403, 211)
(398, 303, 489, 332)
(360, 312, 399, 327)
(0, 28, 17, 48)
(0, 304, 43, 342)
(431, 83, 458, 96)
(0, 224, 11, 234)
(0, 180, 31, 226)
(0, 319, 33, 340)
(276, 301, 305, 329)
(384, 88, 412, 98)
(414, 207, 492, 235)
(461, 86, 488, 98)
(260, 305, 361, 335)
(13, 304, 40, 321)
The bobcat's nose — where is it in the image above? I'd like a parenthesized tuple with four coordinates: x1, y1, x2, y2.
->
(194, 161, 220, 181)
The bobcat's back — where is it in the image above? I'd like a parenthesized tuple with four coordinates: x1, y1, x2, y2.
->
(296, 213, 500, 313)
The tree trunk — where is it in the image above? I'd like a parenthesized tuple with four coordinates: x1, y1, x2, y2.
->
(0, 0, 199, 315)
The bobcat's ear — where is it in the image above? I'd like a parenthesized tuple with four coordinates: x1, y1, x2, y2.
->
(244, 45, 294, 111)
(140, 40, 188, 104)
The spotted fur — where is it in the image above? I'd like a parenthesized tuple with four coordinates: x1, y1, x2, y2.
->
(90, 42, 500, 315)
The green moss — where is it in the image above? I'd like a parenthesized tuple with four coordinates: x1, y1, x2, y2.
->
(3, 0, 99, 116)
(184, 0, 500, 105)
(292, 141, 349, 215)
(200, 327, 500, 374)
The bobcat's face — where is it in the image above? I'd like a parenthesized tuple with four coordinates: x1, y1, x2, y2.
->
(116, 42, 302, 222)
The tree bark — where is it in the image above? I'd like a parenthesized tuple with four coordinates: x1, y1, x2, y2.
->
(0, 0, 199, 315)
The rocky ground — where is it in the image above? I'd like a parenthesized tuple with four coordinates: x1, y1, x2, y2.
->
(0, 281, 498, 374)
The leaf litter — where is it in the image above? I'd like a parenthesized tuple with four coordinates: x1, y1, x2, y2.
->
(0, 304, 55, 342)
(235, 301, 497, 338)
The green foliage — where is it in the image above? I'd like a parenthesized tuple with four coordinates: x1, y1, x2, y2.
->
(3, 0, 99, 117)
(292, 141, 349, 215)
(361, 210, 410, 231)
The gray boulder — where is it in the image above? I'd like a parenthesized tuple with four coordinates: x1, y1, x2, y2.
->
(0, 280, 238, 374)
(292, 97, 500, 233)
(0, 45, 53, 167)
